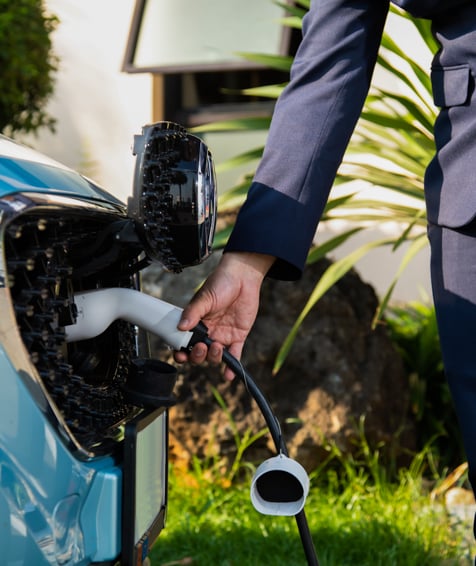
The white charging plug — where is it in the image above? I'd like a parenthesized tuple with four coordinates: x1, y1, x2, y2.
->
(64, 288, 193, 351)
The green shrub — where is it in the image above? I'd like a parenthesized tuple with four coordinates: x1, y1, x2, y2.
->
(385, 302, 465, 470)
(0, 0, 58, 135)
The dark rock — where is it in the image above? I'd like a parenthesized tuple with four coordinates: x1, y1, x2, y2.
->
(142, 252, 414, 473)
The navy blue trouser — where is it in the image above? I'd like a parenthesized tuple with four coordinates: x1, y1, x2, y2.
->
(425, 4, 476, 500)
(428, 223, 476, 545)
(428, 222, 476, 480)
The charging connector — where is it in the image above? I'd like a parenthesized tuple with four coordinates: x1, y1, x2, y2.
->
(65, 288, 193, 351)
(64, 288, 319, 566)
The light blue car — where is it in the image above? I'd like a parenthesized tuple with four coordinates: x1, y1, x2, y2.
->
(0, 123, 217, 565)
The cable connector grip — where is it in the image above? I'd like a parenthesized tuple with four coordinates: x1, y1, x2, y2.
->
(186, 321, 211, 350)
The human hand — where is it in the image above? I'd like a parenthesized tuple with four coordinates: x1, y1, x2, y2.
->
(174, 251, 275, 380)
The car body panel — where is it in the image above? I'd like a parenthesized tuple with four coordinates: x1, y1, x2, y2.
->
(0, 345, 122, 565)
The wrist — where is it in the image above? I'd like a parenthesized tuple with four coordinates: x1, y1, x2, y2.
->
(221, 251, 275, 279)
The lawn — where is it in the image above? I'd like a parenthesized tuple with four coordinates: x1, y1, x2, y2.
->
(149, 463, 475, 566)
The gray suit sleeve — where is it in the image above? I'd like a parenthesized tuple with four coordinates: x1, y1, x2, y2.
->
(225, 0, 390, 280)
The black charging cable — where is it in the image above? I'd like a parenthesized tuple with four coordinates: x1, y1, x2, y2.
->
(188, 323, 319, 566)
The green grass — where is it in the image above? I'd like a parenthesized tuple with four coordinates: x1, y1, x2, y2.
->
(149, 463, 474, 566)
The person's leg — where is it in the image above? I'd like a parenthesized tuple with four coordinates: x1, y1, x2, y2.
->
(425, 5, 476, 553)
(428, 222, 476, 546)
(425, 0, 476, 487)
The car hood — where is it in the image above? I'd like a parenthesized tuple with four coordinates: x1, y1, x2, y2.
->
(0, 135, 125, 208)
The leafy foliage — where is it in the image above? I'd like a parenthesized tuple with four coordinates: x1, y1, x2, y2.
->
(385, 302, 465, 469)
(0, 0, 58, 135)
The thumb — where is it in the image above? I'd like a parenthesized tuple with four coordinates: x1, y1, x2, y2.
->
(178, 294, 211, 331)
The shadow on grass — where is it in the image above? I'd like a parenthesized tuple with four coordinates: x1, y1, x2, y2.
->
(149, 516, 465, 566)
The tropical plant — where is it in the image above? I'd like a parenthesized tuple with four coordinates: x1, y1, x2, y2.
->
(194, 2, 439, 374)
(0, 0, 59, 135)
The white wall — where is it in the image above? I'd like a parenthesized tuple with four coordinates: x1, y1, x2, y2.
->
(23, 0, 151, 204)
